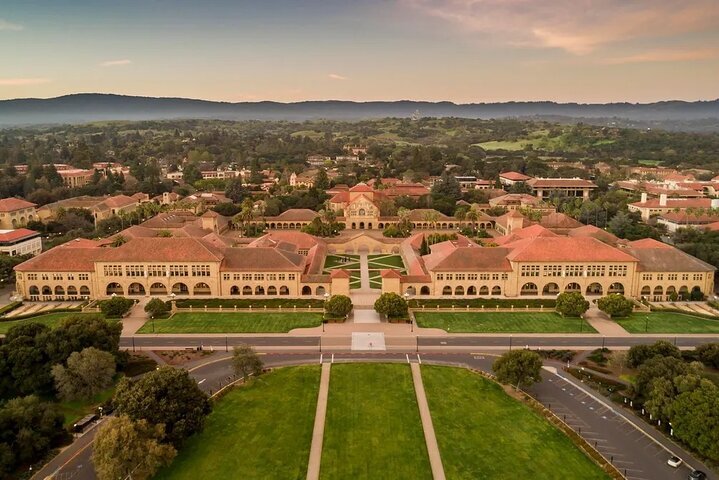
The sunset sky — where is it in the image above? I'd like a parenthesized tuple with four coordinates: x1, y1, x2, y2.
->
(1, 0, 718, 103)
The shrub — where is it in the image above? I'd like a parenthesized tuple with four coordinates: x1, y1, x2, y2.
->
(99, 296, 135, 318)
(555, 292, 589, 317)
(51, 347, 116, 401)
(626, 340, 681, 368)
(144, 298, 170, 318)
(374, 292, 409, 319)
(597, 294, 634, 318)
(695, 343, 719, 368)
(325, 294, 352, 318)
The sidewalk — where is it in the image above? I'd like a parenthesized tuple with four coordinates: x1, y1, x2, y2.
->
(410, 363, 446, 480)
(583, 307, 630, 336)
(306, 362, 331, 480)
(121, 298, 150, 335)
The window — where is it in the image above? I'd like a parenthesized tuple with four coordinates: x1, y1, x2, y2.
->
(455, 274, 465, 281)
(543, 265, 562, 277)
(288, 274, 296, 280)
(148, 265, 166, 277)
(52, 273, 63, 280)
(468, 274, 478, 280)
(278, 274, 286, 281)
(267, 274, 277, 281)
(253, 274, 264, 281)
(27, 274, 37, 281)
(682, 274, 689, 281)
(565, 265, 583, 277)
(586, 265, 605, 277)
(223, 273, 230, 280)
(642, 273, 652, 281)
(693, 273, 703, 281)
(242, 273, 252, 281)
(436, 274, 444, 280)
(480, 273, 490, 280)
(656, 274, 664, 281)
(79, 273, 89, 281)
(502, 273, 509, 280)
(169, 265, 188, 277)
(103, 265, 123, 276)
(521, 265, 540, 277)
(668, 273, 677, 281)
(608, 265, 627, 277)
(446, 274, 453, 280)
(192, 265, 210, 277)
(125, 265, 144, 277)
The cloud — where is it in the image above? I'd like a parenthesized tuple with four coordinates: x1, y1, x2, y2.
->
(0, 19, 23, 31)
(403, 0, 719, 55)
(100, 59, 132, 67)
(603, 48, 719, 64)
(0, 78, 50, 86)
(328, 73, 348, 80)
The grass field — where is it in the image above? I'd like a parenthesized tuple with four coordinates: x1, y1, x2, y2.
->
(136, 312, 323, 333)
(0, 312, 104, 334)
(155, 365, 320, 480)
(323, 254, 360, 270)
(320, 364, 432, 480)
(475, 140, 528, 151)
(414, 312, 597, 333)
(615, 312, 719, 334)
(422, 366, 609, 479)
(59, 381, 117, 428)
(367, 254, 406, 270)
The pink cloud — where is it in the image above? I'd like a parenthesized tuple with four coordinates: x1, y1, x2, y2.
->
(603, 48, 719, 64)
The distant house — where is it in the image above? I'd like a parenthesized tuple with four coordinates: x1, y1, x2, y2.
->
(0, 198, 38, 229)
(499, 171, 532, 187)
(628, 193, 716, 221)
(526, 177, 597, 200)
(0, 228, 42, 256)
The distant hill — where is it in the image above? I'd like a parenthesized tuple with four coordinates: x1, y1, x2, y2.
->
(1, 93, 718, 129)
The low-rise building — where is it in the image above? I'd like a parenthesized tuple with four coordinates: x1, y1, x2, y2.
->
(0, 229, 42, 256)
(499, 171, 531, 187)
(628, 193, 716, 221)
(526, 177, 597, 200)
(0, 198, 38, 229)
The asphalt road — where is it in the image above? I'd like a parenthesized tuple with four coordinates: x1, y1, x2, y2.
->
(38, 351, 717, 480)
(120, 334, 719, 352)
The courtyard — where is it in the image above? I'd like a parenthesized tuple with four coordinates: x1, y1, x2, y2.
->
(322, 253, 406, 290)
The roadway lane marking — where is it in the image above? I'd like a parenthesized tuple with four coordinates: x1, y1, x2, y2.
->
(406, 354, 410, 363)
(417, 354, 422, 364)
(198, 378, 206, 385)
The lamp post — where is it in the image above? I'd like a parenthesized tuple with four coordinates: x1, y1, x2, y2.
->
(323, 292, 330, 332)
(404, 292, 412, 332)
(645, 315, 649, 333)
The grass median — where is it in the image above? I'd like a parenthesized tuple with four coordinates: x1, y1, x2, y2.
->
(155, 365, 320, 479)
(320, 363, 432, 480)
(414, 311, 597, 333)
(0, 312, 104, 334)
(422, 365, 609, 479)
(136, 312, 323, 334)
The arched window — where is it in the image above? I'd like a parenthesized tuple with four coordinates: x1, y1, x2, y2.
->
(67, 285, 78, 296)
(542, 283, 559, 295)
(564, 282, 581, 293)
(586, 283, 602, 295)
(80, 286, 91, 296)
(279, 286, 289, 295)
(128, 283, 146, 295)
(230, 286, 241, 295)
(150, 283, 167, 295)
(316, 286, 326, 296)
(255, 286, 265, 295)
(193, 282, 211, 295)
(479, 286, 489, 295)
(302, 286, 312, 295)
(491, 286, 501, 295)
(243, 286, 252, 295)
(405, 286, 416, 295)
(608, 283, 625, 295)
(267, 286, 277, 295)
(454, 286, 464, 295)
(54, 286, 65, 295)
(442, 286, 452, 295)
(653, 286, 663, 296)
(641, 286, 651, 296)
(467, 286, 477, 295)
(172, 282, 188, 294)
(420, 286, 430, 295)
(106, 283, 124, 295)
(520, 283, 538, 295)
(29, 285, 40, 295)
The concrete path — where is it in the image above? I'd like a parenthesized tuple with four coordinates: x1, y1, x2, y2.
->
(410, 363, 446, 480)
(121, 299, 150, 335)
(583, 307, 630, 336)
(352, 308, 381, 323)
(306, 362, 331, 480)
(359, 253, 371, 290)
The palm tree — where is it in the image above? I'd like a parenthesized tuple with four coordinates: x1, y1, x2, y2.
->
(465, 206, 479, 232)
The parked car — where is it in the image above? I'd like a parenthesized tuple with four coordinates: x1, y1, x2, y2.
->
(667, 456, 683, 468)
(688, 470, 707, 480)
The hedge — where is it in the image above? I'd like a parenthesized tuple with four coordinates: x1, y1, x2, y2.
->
(174, 298, 325, 308)
(0, 301, 23, 317)
(408, 298, 556, 308)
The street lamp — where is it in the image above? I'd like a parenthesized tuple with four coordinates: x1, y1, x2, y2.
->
(403, 292, 412, 332)
(323, 292, 330, 332)
(645, 315, 649, 333)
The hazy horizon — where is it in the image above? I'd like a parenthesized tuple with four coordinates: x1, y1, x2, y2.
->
(2, 0, 718, 104)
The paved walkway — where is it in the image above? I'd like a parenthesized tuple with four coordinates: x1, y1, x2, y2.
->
(359, 253, 371, 290)
(306, 362, 331, 480)
(121, 298, 151, 335)
(410, 363, 446, 480)
(583, 307, 630, 336)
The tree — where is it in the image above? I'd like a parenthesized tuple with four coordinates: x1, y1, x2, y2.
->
(0, 395, 65, 476)
(626, 340, 681, 368)
(45, 315, 123, 365)
(51, 347, 116, 401)
(492, 350, 543, 389)
(99, 296, 135, 318)
(113, 366, 211, 446)
(634, 356, 701, 399)
(325, 295, 352, 318)
(667, 378, 719, 461)
(373, 292, 409, 319)
(314, 169, 330, 190)
(555, 292, 589, 317)
(597, 294, 634, 318)
(182, 162, 202, 185)
(695, 343, 719, 368)
(225, 177, 250, 203)
(93, 416, 176, 480)
(232, 345, 264, 380)
(145, 298, 170, 318)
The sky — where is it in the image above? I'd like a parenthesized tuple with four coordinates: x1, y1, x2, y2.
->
(1, 0, 718, 103)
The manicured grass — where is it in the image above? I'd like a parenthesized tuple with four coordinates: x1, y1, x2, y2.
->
(323, 254, 360, 270)
(0, 312, 104, 334)
(321, 364, 431, 480)
(59, 382, 117, 429)
(422, 366, 609, 479)
(155, 365, 320, 480)
(174, 298, 324, 308)
(414, 312, 597, 333)
(136, 312, 322, 333)
(615, 312, 719, 333)
(367, 254, 405, 269)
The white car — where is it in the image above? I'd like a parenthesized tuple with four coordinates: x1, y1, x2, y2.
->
(667, 456, 683, 468)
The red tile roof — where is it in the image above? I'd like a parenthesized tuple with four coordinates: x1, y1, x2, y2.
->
(629, 198, 712, 209)
(499, 171, 532, 181)
(100, 237, 224, 263)
(527, 178, 597, 188)
(330, 269, 350, 279)
(349, 183, 373, 192)
(0, 228, 39, 242)
(15, 241, 102, 272)
(505, 237, 638, 263)
(0, 198, 36, 212)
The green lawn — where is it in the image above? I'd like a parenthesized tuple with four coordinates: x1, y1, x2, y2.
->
(615, 312, 719, 334)
(155, 365, 320, 480)
(323, 254, 360, 270)
(367, 254, 405, 270)
(136, 312, 322, 333)
(414, 312, 597, 333)
(475, 140, 527, 151)
(320, 364, 432, 480)
(59, 381, 117, 428)
(0, 312, 104, 334)
(422, 366, 609, 479)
